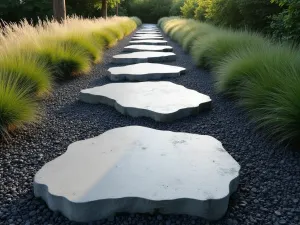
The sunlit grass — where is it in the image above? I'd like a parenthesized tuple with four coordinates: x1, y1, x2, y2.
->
(0, 16, 141, 136)
(0, 74, 39, 136)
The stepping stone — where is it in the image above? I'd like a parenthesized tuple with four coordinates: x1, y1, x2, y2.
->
(129, 40, 167, 45)
(112, 51, 176, 64)
(134, 34, 162, 37)
(132, 36, 164, 40)
(79, 81, 212, 122)
(108, 63, 185, 81)
(133, 34, 163, 38)
(34, 126, 240, 222)
(123, 45, 173, 52)
(136, 31, 161, 34)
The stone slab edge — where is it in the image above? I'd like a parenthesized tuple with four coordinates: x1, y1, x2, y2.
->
(112, 54, 176, 64)
(123, 47, 173, 53)
(78, 90, 212, 122)
(108, 68, 186, 82)
(34, 178, 239, 222)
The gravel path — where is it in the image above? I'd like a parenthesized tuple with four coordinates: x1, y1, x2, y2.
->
(1, 28, 300, 225)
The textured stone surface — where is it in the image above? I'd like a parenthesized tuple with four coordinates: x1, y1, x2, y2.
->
(134, 33, 162, 37)
(34, 126, 240, 222)
(112, 51, 176, 64)
(136, 31, 161, 34)
(138, 29, 159, 32)
(129, 40, 167, 45)
(132, 36, 164, 40)
(123, 45, 173, 52)
(108, 63, 185, 81)
(79, 81, 212, 122)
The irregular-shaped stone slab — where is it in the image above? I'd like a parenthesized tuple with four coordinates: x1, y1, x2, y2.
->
(139, 27, 158, 30)
(34, 126, 240, 222)
(112, 51, 175, 64)
(135, 33, 162, 36)
(139, 28, 159, 31)
(79, 81, 212, 122)
(132, 36, 164, 40)
(129, 40, 167, 45)
(133, 34, 163, 37)
(136, 31, 161, 34)
(108, 63, 185, 81)
(123, 45, 173, 52)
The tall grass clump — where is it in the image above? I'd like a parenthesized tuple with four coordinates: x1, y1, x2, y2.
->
(158, 16, 300, 146)
(215, 45, 300, 143)
(131, 17, 142, 27)
(190, 30, 270, 68)
(0, 74, 38, 135)
(0, 16, 142, 136)
(0, 51, 53, 96)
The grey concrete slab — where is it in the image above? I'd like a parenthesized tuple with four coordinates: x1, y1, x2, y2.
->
(108, 63, 185, 81)
(34, 126, 240, 222)
(79, 81, 212, 122)
(123, 45, 173, 52)
(132, 36, 164, 40)
(112, 51, 176, 64)
(136, 31, 161, 34)
(134, 34, 163, 38)
(129, 40, 168, 45)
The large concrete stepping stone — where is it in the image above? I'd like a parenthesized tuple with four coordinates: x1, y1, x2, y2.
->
(132, 36, 164, 40)
(112, 51, 176, 64)
(136, 31, 161, 34)
(129, 40, 167, 45)
(134, 34, 163, 38)
(123, 45, 173, 52)
(108, 63, 185, 81)
(34, 126, 240, 222)
(79, 81, 211, 122)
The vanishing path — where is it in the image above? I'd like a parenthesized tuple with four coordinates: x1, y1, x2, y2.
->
(0, 25, 300, 225)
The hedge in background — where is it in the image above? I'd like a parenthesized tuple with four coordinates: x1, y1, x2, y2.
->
(0, 16, 141, 136)
(158, 17, 300, 145)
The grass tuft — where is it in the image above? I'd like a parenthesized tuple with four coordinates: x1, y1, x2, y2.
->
(0, 16, 142, 136)
(158, 16, 300, 145)
(0, 73, 39, 135)
(190, 30, 269, 68)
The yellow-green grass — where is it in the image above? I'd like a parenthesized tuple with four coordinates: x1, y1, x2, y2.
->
(0, 51, 52, 97)
(131, 17, 142, 27)
(0, 73, 38, 136)
(238, 64, 300, 143)
(35, 41, 92, 79)
(0, 16, 142, 136)
(91, 29, 117, 48)
(191, 30, 270, 68)
(158, 17, 300, 145)
(215, 45, 300, 143)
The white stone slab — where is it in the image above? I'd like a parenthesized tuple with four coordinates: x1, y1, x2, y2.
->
(34, 126, 240, 222)
(129, 40, 167, 45)
(112, 51, 176, 64)
(136, 31, 161, 34)
(132, 36, 164, 40)
(108, 63, 185, 81)
(123, 45, 173, 52)
(134, 34, 163, 38)
(139, 28, 159, 31)
(134, 34, 163, 37)
(139, 27, 158, 30)
(79, 81, 212, 122)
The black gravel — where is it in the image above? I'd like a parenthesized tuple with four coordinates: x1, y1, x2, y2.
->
(1, 27, 300, 225)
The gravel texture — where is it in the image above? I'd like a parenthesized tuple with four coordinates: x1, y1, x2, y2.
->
(0, 27, 300, 225)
